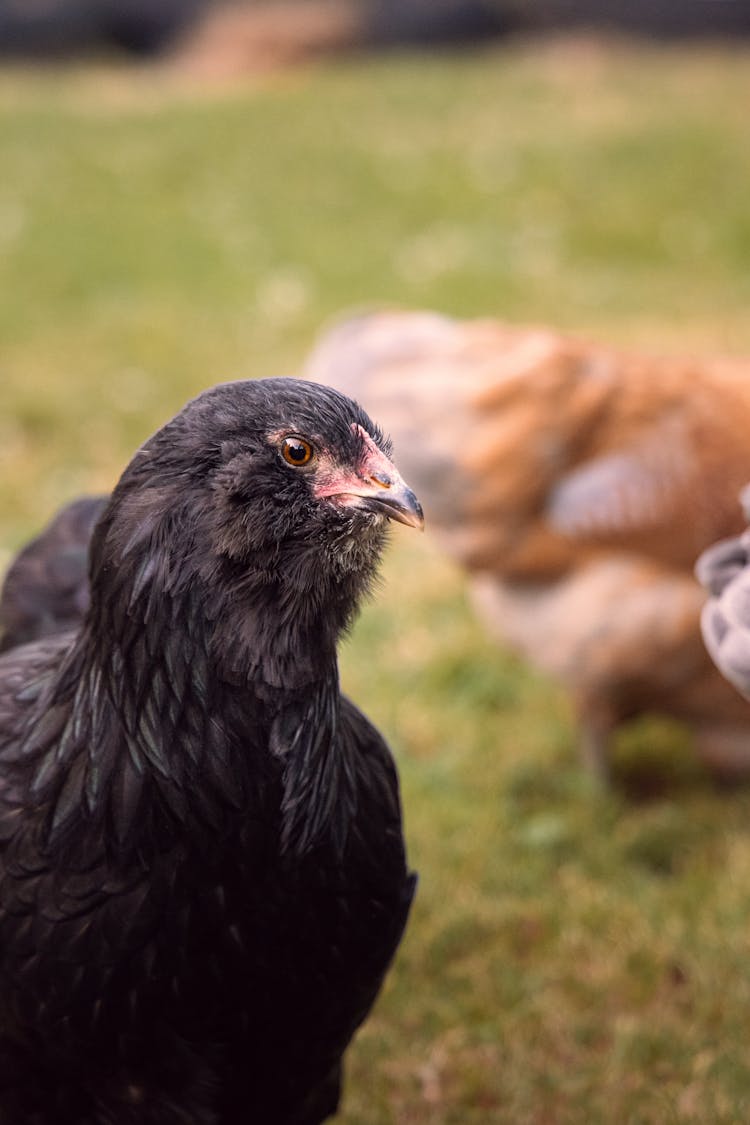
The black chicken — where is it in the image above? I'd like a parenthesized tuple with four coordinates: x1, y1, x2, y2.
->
(0, 377, 422, 1124)
(0, 495, 107, 655)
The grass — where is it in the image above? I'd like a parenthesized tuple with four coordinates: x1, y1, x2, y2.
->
(3, 35, 750, 1122)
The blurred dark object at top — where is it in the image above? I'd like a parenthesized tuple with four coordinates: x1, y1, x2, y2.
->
(503, 0, 750, 38)
(364, 0, 515, 48)
(367, 0, 750, 44)
(0, 0, 206, 57)
(4, 0, 750, 65)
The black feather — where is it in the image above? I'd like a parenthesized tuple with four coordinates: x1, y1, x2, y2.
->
(0, 377, 416, 1123)
(0, 496, 106, 654)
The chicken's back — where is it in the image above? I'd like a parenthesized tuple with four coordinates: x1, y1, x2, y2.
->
(0, 496, 107, 654)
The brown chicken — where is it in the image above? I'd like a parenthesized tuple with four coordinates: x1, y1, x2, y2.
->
(305, 310, 750, 780)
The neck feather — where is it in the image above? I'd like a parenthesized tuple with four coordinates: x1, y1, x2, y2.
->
(33, 541, 361, 862)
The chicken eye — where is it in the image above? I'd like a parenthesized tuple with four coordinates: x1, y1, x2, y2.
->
(281, 436, 314, 467)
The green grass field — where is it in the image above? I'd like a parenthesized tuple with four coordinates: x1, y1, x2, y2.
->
(2, 36, 750, 1122)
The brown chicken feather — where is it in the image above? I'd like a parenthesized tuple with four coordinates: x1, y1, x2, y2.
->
(306, 310, 750, 780)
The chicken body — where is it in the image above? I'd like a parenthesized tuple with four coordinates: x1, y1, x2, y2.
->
(0, 377, 421, 1123)
(0, 495, 107, 654)
(697, 492, 750, 705)
(306, 311, 750, 778)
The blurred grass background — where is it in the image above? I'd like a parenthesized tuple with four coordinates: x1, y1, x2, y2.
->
(2, 34, 750, 1122)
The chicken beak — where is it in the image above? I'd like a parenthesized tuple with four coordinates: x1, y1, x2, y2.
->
(349, 423, 424, 530)
(353, 475, 425, 530)
(315, 424, 425, 530)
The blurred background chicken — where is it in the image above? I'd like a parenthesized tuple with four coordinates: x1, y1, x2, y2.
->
(697, 486, 750, 706)
(0, 496, 106, 655)
(306, 310, 750, 781)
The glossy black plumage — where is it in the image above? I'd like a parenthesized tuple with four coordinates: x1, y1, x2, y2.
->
(0, 495, 107, 654)
(0, 377, 418, 1124)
